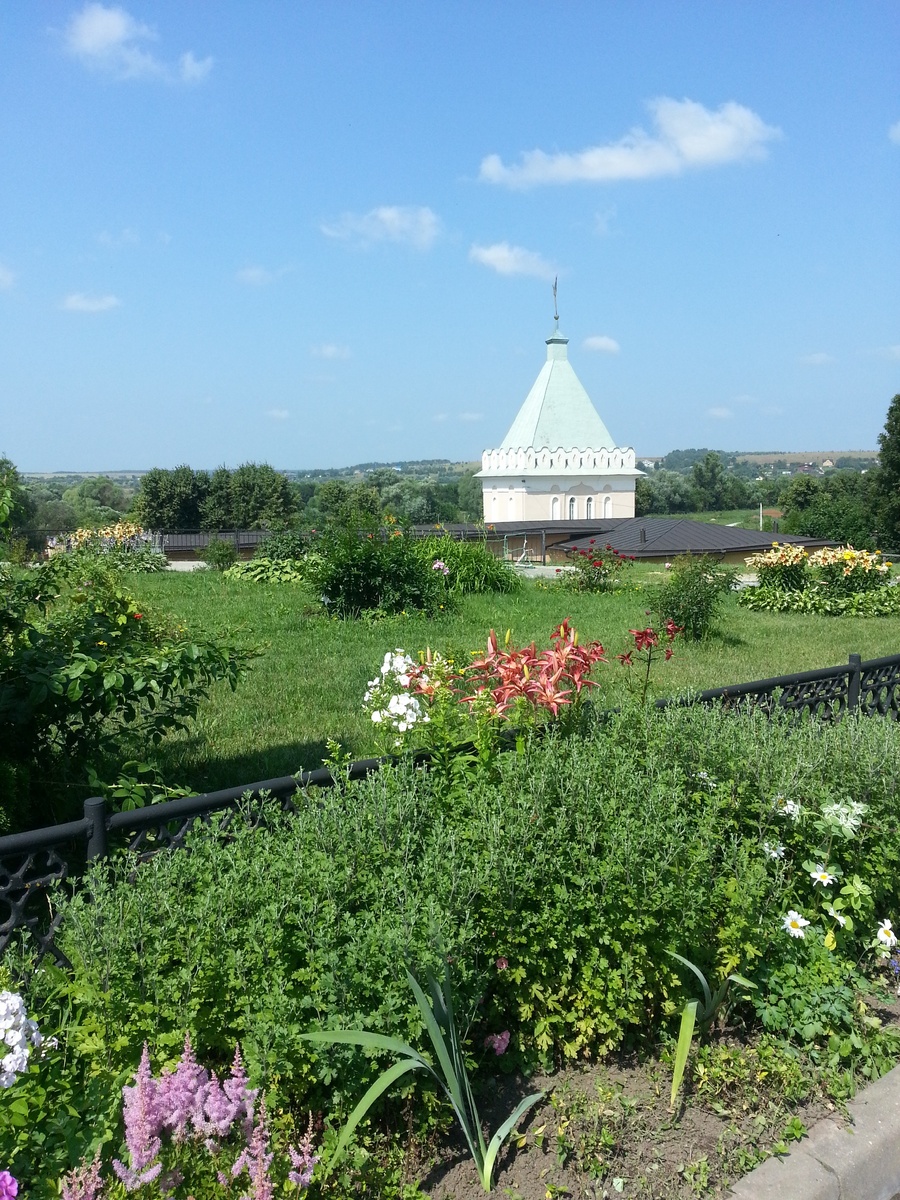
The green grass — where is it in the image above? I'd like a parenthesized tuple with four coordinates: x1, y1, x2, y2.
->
(129, 570, 900, 794)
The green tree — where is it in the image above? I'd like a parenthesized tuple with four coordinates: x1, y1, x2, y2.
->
(200, 466, 235, 530)
(133, 466, 210, 530)
(457, 471, 484, 521)
(877, 394, 900, 547)
(0, 457, 36, 532)
(690, 452, 728, 511)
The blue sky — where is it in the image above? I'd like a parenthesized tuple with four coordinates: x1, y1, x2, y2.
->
(1, 2, 898, 471)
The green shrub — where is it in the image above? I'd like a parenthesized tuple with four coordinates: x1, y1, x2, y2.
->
(0, 558, 250, 828)
(652, 554, 736, 640)
(46, 704, 900, 1133)
(255, 529, 309, 561)
(224, 557, 307, 584)
(555, 540, 635, 593)
(414, 535, 520, 595)
(201, 536, 239, 571)
(306, 526, 448, 617)
(739, 585, 900, 617)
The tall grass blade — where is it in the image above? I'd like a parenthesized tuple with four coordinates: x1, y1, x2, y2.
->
(669, 998, 699, 1111)
(330, 1058, 426, 1162)
(481, 1091, 545, 1191)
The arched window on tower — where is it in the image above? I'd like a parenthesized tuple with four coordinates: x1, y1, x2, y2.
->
(603, 494, 612, 517)
(568, 496, 576, 520)
(585, 497, 593, 519)
(550, 496, 560, 521)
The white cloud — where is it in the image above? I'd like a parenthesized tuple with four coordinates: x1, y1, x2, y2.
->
(97, 227, 139, 247)
(0, 264, 15, 291)
(707, 406, 734, 420)
(468, 242, 556, 281)
(584, 335, 620, 354)
(432, 413, 448, 423)
(311, 343, 351, 359)
(320, 206, 440, 250)
(179, 51, 213, 83)
(594, 207, 617, 236)
(889, 121, 900, 145)
(267, 408, 290, 421)
(880, 345, 900, 360)
(799, 352, 836, 365)
(64, 3, 212, 84)
(236, 266, 274, 286)
(62, 292, 121, 312)
(480, 97, 782, 188)
(459, 412, 483, 422)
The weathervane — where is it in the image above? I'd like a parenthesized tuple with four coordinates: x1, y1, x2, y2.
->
(552, 276, 559, 323)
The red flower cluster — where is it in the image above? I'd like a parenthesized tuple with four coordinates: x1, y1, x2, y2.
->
(457, 620, 607, 717)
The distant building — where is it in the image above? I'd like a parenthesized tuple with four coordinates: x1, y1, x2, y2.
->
(477, 321, 639, 523)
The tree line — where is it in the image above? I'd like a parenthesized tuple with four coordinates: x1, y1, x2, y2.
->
(3, 394, 900, 545)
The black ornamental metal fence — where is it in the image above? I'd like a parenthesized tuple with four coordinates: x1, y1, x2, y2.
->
(3, 650, 900, 965)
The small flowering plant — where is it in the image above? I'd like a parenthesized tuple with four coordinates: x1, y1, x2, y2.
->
(745, 542, 809, 592)
(615, 618, 682, 703)
(557, 541, 636, 593)
(361, 621, 608, 760)
(808, 545, 891, 596)
(60, 1035, 318, 1197)
(0, 991, 41, 1089)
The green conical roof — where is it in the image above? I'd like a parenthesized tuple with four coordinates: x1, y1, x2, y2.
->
(499, 326, 616, 452)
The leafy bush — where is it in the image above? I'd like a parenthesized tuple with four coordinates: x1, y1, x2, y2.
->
(305, 526, 447, 617)
(201, 536, 239, 571)
(744, 543, 810, 592)
(48, 523, 168, 573)
(652, 554, 736, 640)
(255, 529, 309, 561)
(0, 558, 250, 828)
(224, 557, 307, 584)
(808, 545, 892, 596)
(555, 540, 635, 593)
(43, 703, 900, 1148)
(739, 585, 900, 616)
(413, 535, 520, 595)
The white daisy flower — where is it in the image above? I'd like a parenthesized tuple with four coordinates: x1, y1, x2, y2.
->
(877, 920, 898, 949)
(810, 865, 835, 887)
(783, 910, 810, 938)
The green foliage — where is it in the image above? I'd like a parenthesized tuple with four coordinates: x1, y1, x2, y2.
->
(134, 464, 210, 531)
(62, 539, 168, 574)
(50, 704, 900, 1129)
(556, 541, 635, 593)
(666, 952, 756, 1109)
(304, 961, 543, 1191)
(224, 557, 307, 584)
(740, 585, 900, 616)
(306, 527, 448, 617)
(256, 529, 309, 561)
(652, 555, 736, 640)
(876, 394, 900, 547)
(0, 558, 250, 828)
(201, 536, 239, 571)
(414, 536, 520, 595)
(780, 471, 881, 548)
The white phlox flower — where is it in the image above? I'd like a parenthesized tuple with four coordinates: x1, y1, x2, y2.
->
(826, 906, 846, 928)
(877, 920, 898, 949)
(0, 991, 41, 1087)
(783, 910, 810, 938)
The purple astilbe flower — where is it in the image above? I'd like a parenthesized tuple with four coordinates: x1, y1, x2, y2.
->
(287, 1115, 319, 1190)
(61, 1155, 105, 1200)
(231, 1099, 274, 1200)
(156, 1034, 209, 1143)
(113, 1044, 164, 1190)
(0, 1171, 17, 1200)
(224, 1044, 258, 1137)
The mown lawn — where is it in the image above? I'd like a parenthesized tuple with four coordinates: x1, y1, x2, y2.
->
(128, 569, 900, 794)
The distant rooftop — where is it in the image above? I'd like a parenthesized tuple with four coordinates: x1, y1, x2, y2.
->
(498, 325, 618, 452)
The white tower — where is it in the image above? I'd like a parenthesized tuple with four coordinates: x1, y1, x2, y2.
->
(478, 315, 639, 523)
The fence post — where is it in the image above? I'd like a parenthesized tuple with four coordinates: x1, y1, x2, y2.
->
(848, 653, 862, 714)
(84, 796, 109, 861)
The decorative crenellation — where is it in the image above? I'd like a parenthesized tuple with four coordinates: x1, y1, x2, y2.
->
(481, 446, 636, 472)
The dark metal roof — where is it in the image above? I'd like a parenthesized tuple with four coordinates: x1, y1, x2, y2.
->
(553, 518, 832, 558)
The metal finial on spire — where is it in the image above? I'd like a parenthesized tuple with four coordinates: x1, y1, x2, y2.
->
(552, 276, 559, 323)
